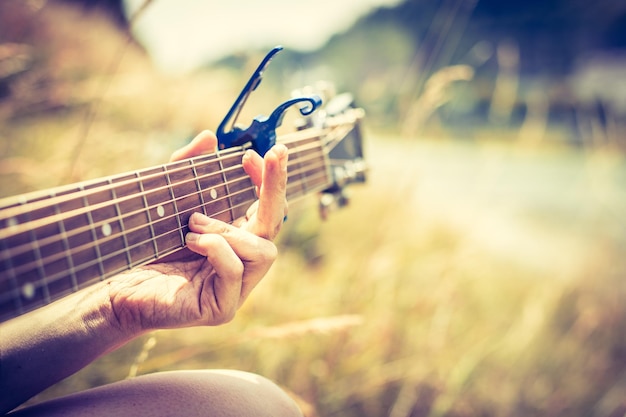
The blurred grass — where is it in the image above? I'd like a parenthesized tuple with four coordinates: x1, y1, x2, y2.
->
(19, 134, 626, 417)
(3, 2, 626, 416)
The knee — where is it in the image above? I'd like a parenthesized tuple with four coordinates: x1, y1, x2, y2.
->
(152, 369, 303, 417)
(7, 370, 303, 417)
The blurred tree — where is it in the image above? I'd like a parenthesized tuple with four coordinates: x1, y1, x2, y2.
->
(0, 0, 146, 121)
(53, 0, 129, 30)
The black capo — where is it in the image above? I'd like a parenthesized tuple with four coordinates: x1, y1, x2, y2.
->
(216, 46, 322, 156)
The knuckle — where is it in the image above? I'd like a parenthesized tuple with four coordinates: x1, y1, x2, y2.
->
(215, 309, 236, 325)
(231, 259, 245, 278)
(224, 308, 237, 323)
(190, 214, 232, 235)
(199, 233, 224, 250)
(261, 241, 278, 263)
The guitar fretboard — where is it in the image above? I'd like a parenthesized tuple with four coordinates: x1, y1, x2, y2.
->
(0, 131, 331, 323)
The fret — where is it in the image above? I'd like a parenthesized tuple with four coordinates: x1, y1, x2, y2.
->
(0, 200, 27, 320)
(108, 178, 133, 270)
(5, 228, 38, 284)
(0, 236, 20, 321)
(166, 160, 204, 236)
(285, 141, 307, 199)
(217, 154, 237, 223)
(135, 171, 159, 262)
(31, 235, 49, 302)
(164, 165, 185, 246)
(141, 167, 181, 255)
(214, 151, 256, 220)
(297, 148, 310, 197)
(52, 195, 79, 293)
(0, 118, 358, 324)
(1, 196, 48, 318)
(22, 195, 52, 305)
(195, 154, 231, 223)
(79, 183, 106, 281)
(217, 152, 236, 223)
(42, 189, 79, 300)
(87, 182, 127, 279)
(18, 185, 99, 297)
(222, 155, 256, 220)
(300, 141, 330, 191)
(190, 158, 208, 217)
(284, 137, 331, 200)
(110, 174, 158, 268)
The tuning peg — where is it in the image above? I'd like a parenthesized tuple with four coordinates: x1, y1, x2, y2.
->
(319, 190, 350, 220)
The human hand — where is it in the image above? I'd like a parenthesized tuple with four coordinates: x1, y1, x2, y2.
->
(106, 131, 288, 336)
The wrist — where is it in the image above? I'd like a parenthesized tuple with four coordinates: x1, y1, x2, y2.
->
(0, 281, 136, 412)
(87, 279, 142, 350)
(103, 268, 170, 338)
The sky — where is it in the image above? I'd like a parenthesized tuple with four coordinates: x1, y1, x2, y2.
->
(123, 0, 403, 74)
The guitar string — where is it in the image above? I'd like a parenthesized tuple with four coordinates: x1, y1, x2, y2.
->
(0, 126, 337, 219)
(0, 130, 326, 224)
(0, 147, 327, 262)
(1, 156, 328, 276)
(3, 151, 327, 294)
(0, 123, 351, 313)
(0, 169, 331, 309)
(0, 147, 330, 306)
(0, 138, 324, 239)
(0, 168, 330, 308)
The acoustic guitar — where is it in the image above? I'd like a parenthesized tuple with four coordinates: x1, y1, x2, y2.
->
(0, 50, 366, 323)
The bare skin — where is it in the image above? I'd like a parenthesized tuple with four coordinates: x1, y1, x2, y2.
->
(0, 131, 301, 416)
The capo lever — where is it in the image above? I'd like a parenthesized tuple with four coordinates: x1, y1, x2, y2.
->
(216, 46, 322, 156)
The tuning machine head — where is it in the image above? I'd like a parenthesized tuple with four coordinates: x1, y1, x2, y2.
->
(291, 82, 368, 219)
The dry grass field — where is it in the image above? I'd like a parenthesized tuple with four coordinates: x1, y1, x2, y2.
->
(2, 2, 626, 416)
(13, 130, 626, 417)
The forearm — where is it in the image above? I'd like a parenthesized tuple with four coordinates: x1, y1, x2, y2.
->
(0, 281, 132, 414)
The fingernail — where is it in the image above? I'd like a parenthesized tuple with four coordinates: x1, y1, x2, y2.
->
(185, 232, 199, 243)
(274, 144, 288, 171)
(190, 212, 212, 225)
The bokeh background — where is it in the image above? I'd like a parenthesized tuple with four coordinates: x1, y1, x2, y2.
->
(1, 0, 625, 416)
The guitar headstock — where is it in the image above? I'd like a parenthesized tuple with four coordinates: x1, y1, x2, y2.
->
(215, 46, 367, 219)
(291, 82, 367, 219)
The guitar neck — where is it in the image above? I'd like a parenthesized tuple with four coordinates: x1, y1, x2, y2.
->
(0, 129, 331, 323)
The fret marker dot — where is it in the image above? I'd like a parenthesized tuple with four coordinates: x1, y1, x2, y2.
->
(210, 188, 217, 200)
(101, 223, 112, 237)
(22, 283, 35, 300)
(6, 217, 18, 229)
(157, 205, 165, 217)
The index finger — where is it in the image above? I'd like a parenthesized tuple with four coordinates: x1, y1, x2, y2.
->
(170, 130, 218, 162)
